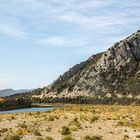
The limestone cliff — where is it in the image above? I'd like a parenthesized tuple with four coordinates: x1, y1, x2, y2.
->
(11, 30, 140, 105)
(38, 30, 140, 100)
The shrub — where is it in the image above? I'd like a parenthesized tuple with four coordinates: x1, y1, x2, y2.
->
(16, 127, 29, 135)
(36, 136, 54, 140)
(136, 135, 140, 138)
(69, 118, 82, 129)
(83, 135, 102, 140)
(90, 116, 99, 123)
(0, 128, 8, 133)
(10, 116, 15, 120)
(116, 121, 124, 126)
(123, 135, 129, 140)
(62, 136, 75, 140)
(46, 136, 54, 140)
(17, 123, 28, 129)
(36, 137, 45, 140)
(46, 127, 52, 132)
(34, 129, 41, 136)
(4, 134, 21, 140)
(48, 115, 54, 121)
(61, 126, 71, 135)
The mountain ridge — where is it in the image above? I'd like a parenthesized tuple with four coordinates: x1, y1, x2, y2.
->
(0, 89, 29, 97)
(7, 30, 140, 105)
(39, 30, 140, 97)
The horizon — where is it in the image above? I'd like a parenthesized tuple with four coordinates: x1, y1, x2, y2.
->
(0, 0, 140, 90)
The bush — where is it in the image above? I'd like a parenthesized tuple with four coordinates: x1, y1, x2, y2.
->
(46, 127, 52, 132)
(116, 121, 124, 126)
(36, 137, 45, 140)
(62, 136, 75, 140)
(90, 116, 99, 123)
(4, 134, 21, 140)
(17, 123, 28, 129)
(136, 135, 140, 138)
(83, 135, 102, 140)
(16, 128, 28, 135)
(48, 115, 54, 121)
(123, 135, 129, 140)
(69, 118, 82, 129)
(61, 126, 71, 135)
(0, 128, 8, 133)
(36, 136, 54, 140)
(46, 136, 54, 140)
(34, 129, 41, 136)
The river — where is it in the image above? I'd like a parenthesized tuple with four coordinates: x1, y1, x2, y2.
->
(0, 107, 55, 114)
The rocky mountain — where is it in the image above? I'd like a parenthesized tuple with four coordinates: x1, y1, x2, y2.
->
(10, 30, 140, 105)
(0, 89, 29, 97)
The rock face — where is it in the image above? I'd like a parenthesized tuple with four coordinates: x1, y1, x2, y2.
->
(21, 30, 140, 104)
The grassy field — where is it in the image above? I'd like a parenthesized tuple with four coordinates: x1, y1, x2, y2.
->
(0, 105, 140, 140)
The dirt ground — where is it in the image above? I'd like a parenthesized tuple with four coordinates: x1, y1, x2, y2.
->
(0, 105, 140, 140)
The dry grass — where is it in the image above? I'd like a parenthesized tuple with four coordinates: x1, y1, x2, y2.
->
(0, 105, 140, 140)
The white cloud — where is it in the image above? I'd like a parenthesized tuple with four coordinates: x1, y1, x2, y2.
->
(38, 36, 66, 46)
(0, 0, 140, 89)
(57, 10, 139, 30)
(38, 35, 92, 48)
(0, 22, 26, 39)
(0, 0, 139, 39)
(20, 0, 44, 9)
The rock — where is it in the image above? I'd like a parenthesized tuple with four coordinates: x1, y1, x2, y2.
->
(9, 30, 140, 105)
(36, 30, 140, 104)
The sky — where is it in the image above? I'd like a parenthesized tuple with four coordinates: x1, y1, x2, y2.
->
(0, 0, 140, 90)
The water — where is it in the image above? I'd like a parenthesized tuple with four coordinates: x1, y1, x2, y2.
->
(0, 107, 55, 114)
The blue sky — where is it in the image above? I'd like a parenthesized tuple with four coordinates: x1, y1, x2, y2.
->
(0, 0, 140, 89)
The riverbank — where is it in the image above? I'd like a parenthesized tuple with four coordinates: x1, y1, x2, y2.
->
(31, 103, 64, 108)
(0, 105, 140, 140)
(0, 107, 55, 114)
(0, 97, 31, 111)
(0, 103, 62, 114)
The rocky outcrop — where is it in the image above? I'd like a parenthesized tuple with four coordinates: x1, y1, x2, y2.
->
(8, 30, 140, 105)
(29, 30, 140, 105)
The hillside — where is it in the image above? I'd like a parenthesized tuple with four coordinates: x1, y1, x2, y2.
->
(9, 30, 140, 105)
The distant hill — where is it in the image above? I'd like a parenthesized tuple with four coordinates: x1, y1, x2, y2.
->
(0, 89, 29, 97)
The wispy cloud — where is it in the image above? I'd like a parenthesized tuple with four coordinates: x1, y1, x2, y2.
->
(38, 36, 66, 46)
(38, 35, 91, 48)
(0, 0, 140, 89)
(0, 21, 26, 39)
(57, 10, 140, 30)
(20, 0, 44, 10)
(1, 0, 139, 39)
